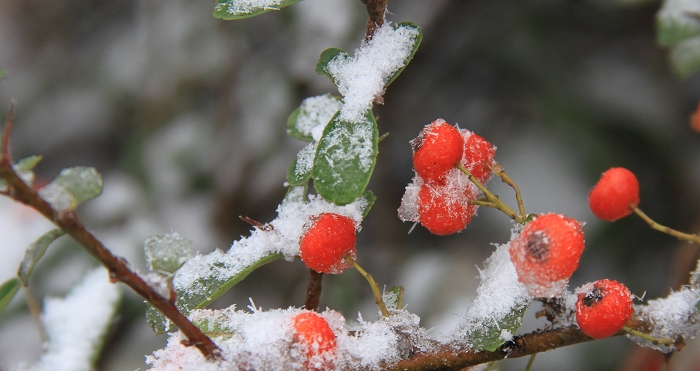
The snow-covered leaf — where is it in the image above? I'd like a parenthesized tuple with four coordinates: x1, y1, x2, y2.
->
(144, 232, 195, 275)
(468, 305, 527, 351)
(0, 278, 20, 315)
(316, 48, 346, 84)
(287, 94, 342, 142)
(213, 0, 302, 20)
(384, 22, 423, 88)
(312, 111, 378, 206)
(0, 155, 42, 190)
(669, 36, 700, 77)
(146, 253, 284, 334)
(286, 142, 316, 186)
(657, 0, 700, 46)
(38, 166, 103, 211)
(284, 184, 308, 203)
(17, 228, 66, 286)
(359, 190, 376, 218)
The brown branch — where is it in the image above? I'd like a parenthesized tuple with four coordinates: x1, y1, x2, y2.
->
(360, 0, 388, 40)
(0, 105, 222, 360)
(304, 269, 324, 311)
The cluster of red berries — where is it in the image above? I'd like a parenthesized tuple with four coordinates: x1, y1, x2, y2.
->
(402, 119, 496, 235)
(575, 279, 634, 339)
(299, 213, 357, 274)
(588, 167, 640, 222)
(509, 213, 585, 298)
(292, 311, 337, 370)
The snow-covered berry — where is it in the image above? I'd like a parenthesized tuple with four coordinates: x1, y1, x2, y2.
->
(292, 312, 337, 370)
(509, 213, 585, 297)
(411, 119, 464, 182)
(460, 129, 496, 184)
(299, 213, 357, 274)
(575, 279, 634, 339)
(588, 167, 640, 221)
(417, 181, 477, 236)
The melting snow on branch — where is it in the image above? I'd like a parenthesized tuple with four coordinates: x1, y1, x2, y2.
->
(325, 23, 420, 123)
(22, 268, 120, 371)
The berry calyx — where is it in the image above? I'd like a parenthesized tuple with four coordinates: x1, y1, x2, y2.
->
(460, 129, 496, 184)
(509, 213, 585, 297)
(292, 312, 337, 370)
(417, 181, 477, 236)
(588, 167, 640, 221)
(575, 279, 634, 339)
(412, 119, 464, 182)
(299, 213, 357, 274)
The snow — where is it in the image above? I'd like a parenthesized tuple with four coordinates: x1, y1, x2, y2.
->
(38, 183, 74, 212)
(293, 94, 342, 142)
(324, 22, 420, 123)
(317, 119, 375, 173)
(294, 142, 317, 178)
(24, 268, 120, 371)
(215, 0, 290, 16)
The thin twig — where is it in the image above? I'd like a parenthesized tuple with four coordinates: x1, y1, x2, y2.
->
(360, 0, 388, 40)
(523, 354, 537, 371)
(0, 109, 222, 360)
(23, 287, 48, 343)
(632, 206, 700, 244)
(623, 326, 675, 345)
(347, 257, 390, 317)
(493, 163, 526, 219)
(457, 163, 525, 224)
(304, 269, 324, 311)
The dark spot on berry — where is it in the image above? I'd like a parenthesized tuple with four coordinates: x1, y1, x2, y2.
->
(525, 231, 550, 263)
(410, 134, 424, 152)
(583, 286, 604, 307)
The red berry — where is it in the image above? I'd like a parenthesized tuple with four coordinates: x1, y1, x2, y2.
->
(418, 181, 477, 236)
(588, 167, 640, 221)
(460, 130, 496, 184)
(412, 119, 464, 182)
(575, 279, 634, 339)
(299, 213, 357, 274)
(509, 213, 585, 297)
(293, 312, 337, 370)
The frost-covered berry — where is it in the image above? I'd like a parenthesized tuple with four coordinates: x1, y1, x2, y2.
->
(588, 167, 640, 222)
(418, 181, 477, 236)
(293, 312, 337, 370)
(509, 213, 585, 297)
(411, 119, 464, 182)
(299, 213, 357, 274)
(460, 129, 496, 184)
(575, 279, 634, 339)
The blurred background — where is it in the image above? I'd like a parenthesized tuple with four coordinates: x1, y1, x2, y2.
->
(1, 0, 700, 369)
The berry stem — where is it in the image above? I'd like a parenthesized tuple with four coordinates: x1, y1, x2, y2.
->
(524, 353, 537, 371)
(468, 199, 498, 208)
(631, 206, 700, 244)
(622, 326, 675, 345)
(346, 256, 390, 317)
(457, 163, 525, 224)
(493, 163, 527, 219)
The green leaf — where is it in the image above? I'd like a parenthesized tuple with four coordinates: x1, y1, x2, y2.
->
(312, 111, 379, 206)
(359, 190, 376, 219)
(384, 22, 423, 88)
(669, 36, 700, 78)
(17, 229, 66, 286)
(213, 0, 302, 20)
(146, 253, 284, 334)
(0, 155, 42, 190)
(656, 0, 700, 47)
(191, 309, 236, 339)
(0, 278, 20, 315)
(38, 166, 103, 211)
(469, 304, 527, 352)
(316, 48, 347, 83)
(286, 142, 316, 186)
(144, 233, 195, 275)
(286, 107, 308, 142)
(286, 94, 342, 142)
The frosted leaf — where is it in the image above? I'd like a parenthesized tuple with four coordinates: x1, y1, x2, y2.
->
(17, 228, 66, 286)
(286, 142, 317, 186)
(213, 0, 302, 20)
(0, 278, 20, 315)
(30, 268, 120, 371)
(144, 232, 195, 274)
(0, 155, 42, 191)
(288, 94, 342, 142)
(458, 244, 531, 351)
(38, 166, 103, 211)
(324, 22, 421, 123)
(657, 0, 700, 46)
(630, 287, 700, 353)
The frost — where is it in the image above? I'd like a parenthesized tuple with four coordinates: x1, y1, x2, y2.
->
(26, 268, 120, 371)
(215, 0, 289, 16)
(630, 287, 700, 353)
(38, 183, 75, 212)
(144, 232, 195, 274)
(294, 94, 342, 142)
(325, 23, 420, 123)
(458, 244, 530, 348)
(318, 120, 374, 173)
(397, 175, 422, 222)
(294, 142, 317, 178)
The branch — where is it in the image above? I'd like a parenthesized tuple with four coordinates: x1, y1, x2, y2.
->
(360, 0, 388, 40)
(0, 105, 222, 360)
(304, 269, 324, 311)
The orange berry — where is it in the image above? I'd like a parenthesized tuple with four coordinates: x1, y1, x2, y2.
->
(292, 312, 337, 370)
(299, 213, 357, 274)
(509, 213, 585, 297)
(460, 130, 496, 184)
(412, 119, 464, 182)
(588, 167, 640, 221)
(576, 279, 634, 339)
(417, 181, 477, 236)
